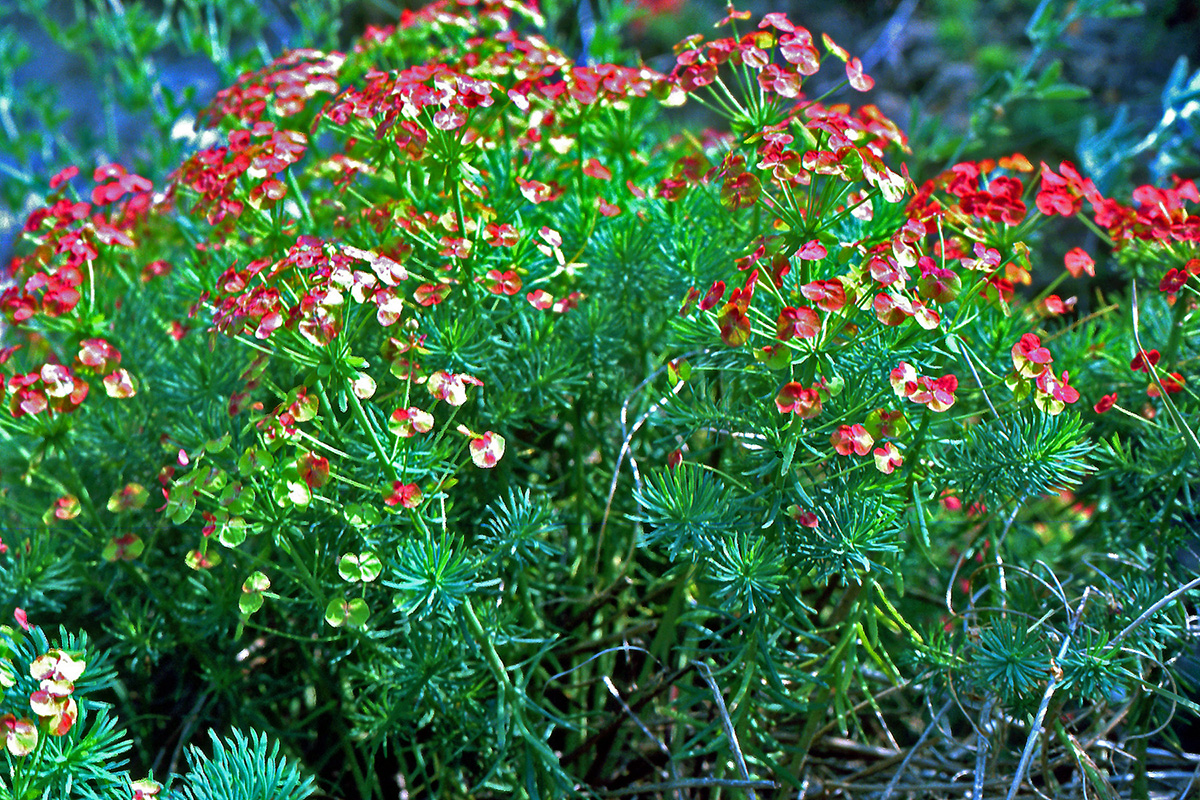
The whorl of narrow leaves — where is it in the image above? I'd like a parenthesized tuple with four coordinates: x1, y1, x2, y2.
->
(177, 729, 315, 800)
(384, 531, 480, 620)
(483, 488, 563, 566)
(787, 494, 902, 584)
(658, 382, 777, 458)
(939, 411, 1094, 509)
(966, 619, 1050, 711)
(47, 707, 133, 792)
(1091, 411, 1200, 542)
(1109, 574, 1192, 649)
(635, 464, 747, 560)
(343, 624, 477, 735)
(1058, 631, 1129, 705)
(706, 530, 785, 615)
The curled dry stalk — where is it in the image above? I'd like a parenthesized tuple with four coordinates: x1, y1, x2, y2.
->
(594, 348, 707, 574)
(1003, 587, 1093, 800)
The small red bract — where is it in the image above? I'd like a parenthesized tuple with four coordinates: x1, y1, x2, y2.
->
(1035, 368, 1080, 407)
(717, 301, 752, 346)
(721, 170, 761, 210)
(582, 159, 612, 180)
(700, 281, 726, 311)
(797, 240, 827, 260)
(776, 306, 820, 341)
(1147, 372, 1186, 397)
(831, 423, 874, 456)
(1159, 268, 1187, 294)
(1130, 350, 1160, 372)
(297, 451, 331, 489)
(801, 279, 846, 312)
(873, 442, 903, 474)
(845, 57, 873, 91)
(526, 289, 554, 310)
(1012, 333, 1053, 378)
(469, 432, 506, 468)
(775, 382, 822, 417)
(385, 482, 423, 508)
(103, 369, 138, 399)
(427, 371, 482, 406)
(1063, 247, 1095, 278)
(414, 283, 451, 306)
(389, 407, 434, 438)
(49, 165, 79, 189)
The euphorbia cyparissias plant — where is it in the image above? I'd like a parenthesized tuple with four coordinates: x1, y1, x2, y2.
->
(1, 0, 1198, 796)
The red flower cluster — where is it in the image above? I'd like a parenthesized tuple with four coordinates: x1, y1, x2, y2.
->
(28, 649, 85, 737)
(200, 49, 344, 126)
(1148, 373, 1186, 397)
(385, 481, 423, 508)
(669, 11, 874, 102)
(1130, 348, 1186, 397)
(890, 362, 958, 413)
(1008, 334, 1078, 414)
(1158, 258, 1200, 298)
(209, 236, 416, 344)
(944, 158, 1029, 225)
(1084, 175, 1200, 247)
(1129, 349, 1159, 373)
(716, 270, 758, 346)
(2, 166, 149, 327)
(774, 382, 822, 416)
(176, 121, 307, 224)
(831, 423, 873, 456)
(325, 64, 495, 136)
(1, 335, 136, 418)
(3, 364, 86, 418)
(1036, 161, 1101, 217)
(91, 163, 153, 207)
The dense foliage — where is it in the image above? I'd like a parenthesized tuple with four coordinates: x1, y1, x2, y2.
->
(2, 0, 1199, 797)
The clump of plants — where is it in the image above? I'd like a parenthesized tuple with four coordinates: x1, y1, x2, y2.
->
(2, 0, 1198, 797)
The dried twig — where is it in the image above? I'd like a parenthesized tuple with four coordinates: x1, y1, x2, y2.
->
(695, 661, 758, 800)
(594, 349, 705, 571)
(1106, 574, 1200, 651)
(1004, 588, 1094, 800)
(881, 700, 952, 800)
(602, 676, 682, 800)
(594, 778, 777, 797)
(973, 696, 996, 800)
(859, 0, 919, 73)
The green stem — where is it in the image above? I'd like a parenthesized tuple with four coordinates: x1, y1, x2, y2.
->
(1161, 289, 1190, 370)
(571, 399, 588, 567)
(795, 584, 865, 758)
(728, 633, 760, 740)
(344, 379, 397, 483)
(58, 455, 103, 529)
(314, 381, 343, 436)
(463, 599, 517, 704)
(1128, 693, 1151, 800)
(637, 565, 696, 687)
(451, 179, 474, 306)
(286, 168, 314, 228)
(462, 599, 562, 794)
(1031, 267, 1070, 308)
(276, 525, 326, 602)
(902, 408, 933, 493)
